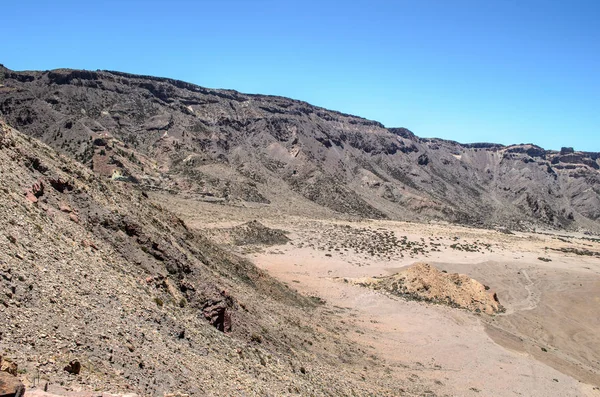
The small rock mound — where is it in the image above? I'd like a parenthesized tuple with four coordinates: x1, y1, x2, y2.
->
(229, 220, 290, 246)
(353, 263, 503, 314)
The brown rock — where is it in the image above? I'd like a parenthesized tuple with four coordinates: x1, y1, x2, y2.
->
(222, 309, 232, 333)
(0, 360, 17, 376)
(0, 371, 24, 397)
(24, 180, 45, 204)
(58, 203, 72, 213)
(202, 300, 232, 333)
(31, 180, 44, 198)
(80, 240, 98, 250)
(63, 360, 80, 375)
(24, 191, 37, 204)
(48, 178, 72, 193)
(69, 213, 79, 223)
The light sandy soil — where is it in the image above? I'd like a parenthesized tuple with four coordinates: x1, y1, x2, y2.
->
(157, 195, 600, 396)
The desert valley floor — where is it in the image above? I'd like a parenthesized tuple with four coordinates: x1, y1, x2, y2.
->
(155, 193, 600, 397)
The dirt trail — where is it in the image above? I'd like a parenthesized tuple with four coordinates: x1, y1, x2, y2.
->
(504, 269, 540, 314)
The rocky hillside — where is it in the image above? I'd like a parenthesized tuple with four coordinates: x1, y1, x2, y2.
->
(0, 119, 433, 396)
(1, 65, 599, 231)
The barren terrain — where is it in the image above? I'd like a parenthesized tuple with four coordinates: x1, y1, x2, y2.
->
(1, 120, 444, 396)
(2, 65, 600, 232)
(162, 195, 600, 396)
(2, 65, 600, 396)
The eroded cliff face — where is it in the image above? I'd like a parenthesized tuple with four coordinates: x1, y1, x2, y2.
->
(1, 65, 599, 231)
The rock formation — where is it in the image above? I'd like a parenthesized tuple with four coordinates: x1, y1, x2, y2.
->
(353, 263, 504, 314)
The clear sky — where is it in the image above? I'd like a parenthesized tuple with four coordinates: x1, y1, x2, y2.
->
(2, 0, 599, 151)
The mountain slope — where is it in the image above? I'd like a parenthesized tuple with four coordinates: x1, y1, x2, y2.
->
(0, 119, 430, 396)
(1, 65, 599, 231)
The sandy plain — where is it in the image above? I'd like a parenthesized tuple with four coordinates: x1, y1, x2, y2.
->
(156, 194, 600, 396)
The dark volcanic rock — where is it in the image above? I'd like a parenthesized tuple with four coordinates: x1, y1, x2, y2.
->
(202, 300, 233, 333)
(1, 66, 599, 231)
(63, 360, 81, 375)
(229, 220, 290, 246)
(561, 147, 575, 155)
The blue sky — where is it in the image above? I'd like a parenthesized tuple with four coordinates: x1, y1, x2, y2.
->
(2, 0, 599, 151)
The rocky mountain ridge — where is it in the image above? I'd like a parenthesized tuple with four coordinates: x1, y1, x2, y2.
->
(1, 65, 599, 232)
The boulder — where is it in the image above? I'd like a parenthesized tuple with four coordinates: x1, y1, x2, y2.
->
(0, 359, 17, 376)
(0, 371, 24, 397)
(58, 203, 72, 213)
(63, 360, 80, 375)
(24, 180, 44, 203)
(202, 300, 232, 332)
(560, 147, 574, 155)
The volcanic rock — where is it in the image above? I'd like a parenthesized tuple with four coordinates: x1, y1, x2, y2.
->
(0, 66, 598, 231)
(63, 360, 81, 375)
